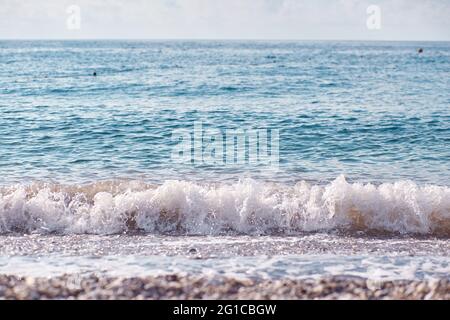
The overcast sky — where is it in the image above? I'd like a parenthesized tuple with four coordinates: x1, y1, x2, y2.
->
(1, 0, 449, 40)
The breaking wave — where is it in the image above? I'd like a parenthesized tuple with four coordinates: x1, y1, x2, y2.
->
(0, 176, 449, 236)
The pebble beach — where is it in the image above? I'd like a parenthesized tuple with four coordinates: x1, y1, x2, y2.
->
(1, 274, 448, 300)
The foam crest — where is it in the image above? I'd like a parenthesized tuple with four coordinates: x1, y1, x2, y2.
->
(0, 176, 449, 236)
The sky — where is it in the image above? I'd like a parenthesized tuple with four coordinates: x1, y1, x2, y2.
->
(1, 0, 449, 40)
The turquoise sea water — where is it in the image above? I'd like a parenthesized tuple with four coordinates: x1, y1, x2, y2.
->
(0, 41, 449, 281)
(0, 40, 449, 236)
(0, 40, 449, 185)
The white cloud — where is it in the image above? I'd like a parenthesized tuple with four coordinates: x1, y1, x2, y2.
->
(0, 0, 449, 40)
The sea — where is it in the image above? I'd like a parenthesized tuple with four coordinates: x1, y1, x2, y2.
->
(0, 40, 449, 282)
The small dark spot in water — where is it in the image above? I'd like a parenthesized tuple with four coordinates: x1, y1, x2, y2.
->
(418, 48, 423, 54)
(93, 71, 97, 76)
(221, 86, 238, 92)
(188, 248, 197, 254)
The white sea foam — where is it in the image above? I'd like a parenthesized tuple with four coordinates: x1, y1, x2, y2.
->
(0, 176, 449, 236)
(1, 255, 448, 281)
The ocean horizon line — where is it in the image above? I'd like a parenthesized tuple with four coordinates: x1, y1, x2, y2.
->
(1, 38, 450, 43)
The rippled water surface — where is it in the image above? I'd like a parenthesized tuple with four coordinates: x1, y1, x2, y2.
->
(0, 40, 449, 184)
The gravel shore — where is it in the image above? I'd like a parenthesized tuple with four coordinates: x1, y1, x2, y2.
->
(0, 274, 448, 300)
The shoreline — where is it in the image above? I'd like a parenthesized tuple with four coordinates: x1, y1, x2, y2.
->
(0, 234, 448, 257)
(1, 274, 448, 300)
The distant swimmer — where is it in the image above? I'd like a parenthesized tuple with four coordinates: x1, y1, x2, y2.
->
(418, 48, 423, 54)
(93, 71, 97, 76)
